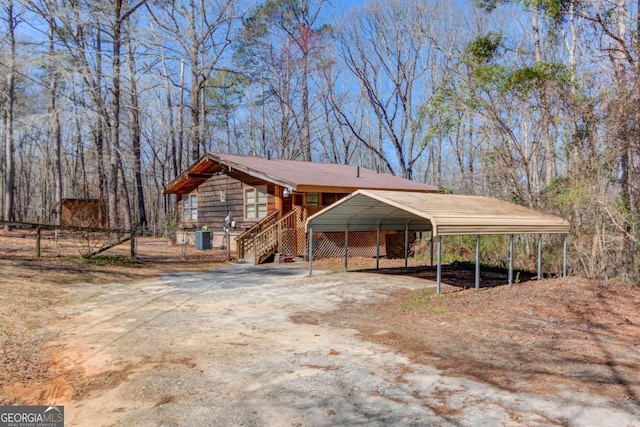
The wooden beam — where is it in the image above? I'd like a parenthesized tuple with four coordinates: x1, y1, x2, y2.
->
(275, 185, 284, 219)
(186, 173, 215, 180)
(295, 185, 435, 194)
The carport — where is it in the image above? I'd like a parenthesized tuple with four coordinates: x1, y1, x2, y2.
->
(305, 189, 571, 293)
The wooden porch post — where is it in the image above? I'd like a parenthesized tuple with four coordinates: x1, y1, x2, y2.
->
(275, 185, 284, 219)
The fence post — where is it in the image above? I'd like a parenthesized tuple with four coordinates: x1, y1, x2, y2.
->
(36, 227, 41, 258)
(181, 230, 187, 259)
(130, 227, 136, 258)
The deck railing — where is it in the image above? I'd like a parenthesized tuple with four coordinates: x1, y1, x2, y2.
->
(252, 210, 297, 264)
(235, 210, 280, 259)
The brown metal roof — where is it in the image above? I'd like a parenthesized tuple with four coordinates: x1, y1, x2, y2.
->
(306, 189, 570, 235)
(164, 153, 439, 194)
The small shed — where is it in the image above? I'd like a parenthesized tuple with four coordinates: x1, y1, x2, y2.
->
(306, 190, 571, 292)
(60, 199, 106, 228)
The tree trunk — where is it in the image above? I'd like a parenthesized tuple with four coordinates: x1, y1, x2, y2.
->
(178, 61, 185, 173)
(3, 0, 16, 230)
(108, 0, 123, 232)
(189, 0, 201, 162)
(95, 20, 107, 227)
(127, 32, 146, 227)
(50, 23, 63, 225)
(301, 41, 311, 161)
(162, 51, 178, 179)
(532, 3, 555, 187)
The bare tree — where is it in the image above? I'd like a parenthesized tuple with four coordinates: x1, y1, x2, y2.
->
(47, 14, 63, 225)
(335, 0, 455, 180)
(236, 0, 329, 160)
(126, 23, 146, 227)
(147, 0, 237, 162)
(2, 0, 19, 230)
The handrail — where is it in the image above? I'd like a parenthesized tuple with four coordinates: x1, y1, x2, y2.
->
(236, 210, 279, 241)
(235, 210, 279, 259)
(252, 210, 297, 264)
(253, 209, 296, 241)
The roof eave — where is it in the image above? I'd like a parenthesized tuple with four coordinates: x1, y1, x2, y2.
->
(163, 155, 213, 194)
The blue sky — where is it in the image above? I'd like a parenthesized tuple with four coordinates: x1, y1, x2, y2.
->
(325, 0, 369, 17)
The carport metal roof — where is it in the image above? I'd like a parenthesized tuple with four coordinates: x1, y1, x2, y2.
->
(305, 189, 570, 235)
(305, 190, 570, 293)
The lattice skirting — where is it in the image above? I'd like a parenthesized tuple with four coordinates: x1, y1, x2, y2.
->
(309, 231, 389, 259)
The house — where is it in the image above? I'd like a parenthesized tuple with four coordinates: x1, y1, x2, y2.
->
(163, 153, 438, 263)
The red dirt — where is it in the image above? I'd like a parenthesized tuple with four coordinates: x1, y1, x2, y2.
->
(322, 272, 640, 403)
(0, 231, 228, 405)
(2, 231, 640, 409)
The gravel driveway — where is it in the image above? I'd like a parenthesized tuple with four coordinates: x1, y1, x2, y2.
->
(50, 263, 638, 426)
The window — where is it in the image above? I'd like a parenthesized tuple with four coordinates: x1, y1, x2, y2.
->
(306, 192, 319, 206)
(245, 186, 267, 219)
(183, 194, 197, 221)
(321, 193, 346, 206)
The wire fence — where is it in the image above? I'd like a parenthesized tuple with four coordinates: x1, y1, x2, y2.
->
(0, 224, 228, 262)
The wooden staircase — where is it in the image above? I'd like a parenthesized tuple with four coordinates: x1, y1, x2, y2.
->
(236, 210, 297, 264)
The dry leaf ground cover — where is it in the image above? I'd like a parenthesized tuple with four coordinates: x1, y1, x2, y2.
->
(327, 266, 640, 404)
(1, 231, 639, 425)
(0, 231, 228, 405)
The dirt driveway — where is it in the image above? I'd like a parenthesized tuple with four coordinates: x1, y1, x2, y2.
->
(21, 263, 637, 426)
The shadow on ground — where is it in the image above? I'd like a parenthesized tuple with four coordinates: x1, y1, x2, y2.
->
(356, 261, 537, 289)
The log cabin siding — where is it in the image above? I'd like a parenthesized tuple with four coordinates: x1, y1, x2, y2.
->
(197, 174, 245, 230)
(178, 174, 351, 232)
(178, 174, 278, 232)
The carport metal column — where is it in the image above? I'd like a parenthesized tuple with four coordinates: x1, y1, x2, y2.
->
(404, 221, 410, 268)
(308, 226, 313, 276)
(376, 223, 381, 270)
(430, 233, 434, 266)
(436, 235, 442, 294)
(508, 235, 514, 287)
(537, 234, 543, 280)
(475, 235, 481, 291)
(563, 235, 568, 278)
(344, 224, 349, 272)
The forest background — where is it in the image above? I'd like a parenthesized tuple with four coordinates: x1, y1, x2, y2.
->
(1, 0, 638, 281)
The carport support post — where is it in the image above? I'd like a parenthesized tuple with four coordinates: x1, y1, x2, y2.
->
(508, 235, 514, 287)
(344, 225, 349, 272)
(436, 235, 442, 294)
(563, 234, 568, 278)
(308, 227, 313, 276)
(404, 221, 409, 268)
(430, 232, 434, 266)
(475, 235, 480, 291)
(537, 234, 543, 280)
(376, 223, 381, 270)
